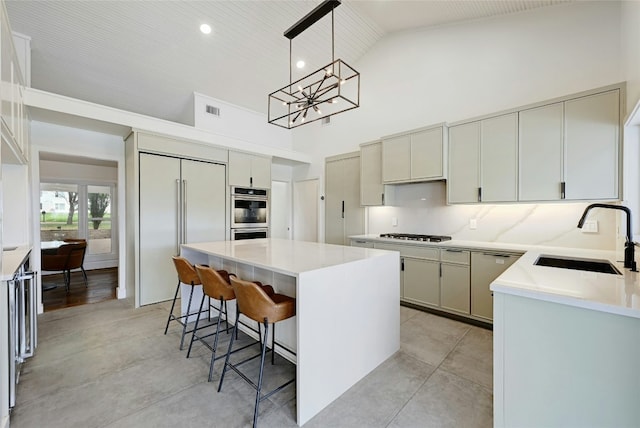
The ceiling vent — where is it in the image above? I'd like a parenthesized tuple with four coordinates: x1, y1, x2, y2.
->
(205, 105, 220, 117)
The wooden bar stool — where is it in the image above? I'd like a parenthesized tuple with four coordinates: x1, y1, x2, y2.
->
(217, 276, 296, 428)
(165, 256, 208, 350)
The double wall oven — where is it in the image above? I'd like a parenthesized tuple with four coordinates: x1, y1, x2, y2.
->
(231, 186, 269, 240)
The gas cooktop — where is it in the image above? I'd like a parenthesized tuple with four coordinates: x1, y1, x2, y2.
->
(379, 233, 452, 242)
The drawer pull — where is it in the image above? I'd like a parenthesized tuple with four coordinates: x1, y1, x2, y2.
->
(445, 249, 463, 253)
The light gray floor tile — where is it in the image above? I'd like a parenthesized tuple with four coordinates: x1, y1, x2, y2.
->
(440, 326, 493, 390)
(13, 298, 494, 427)
(400, 305, 421, 324)
(389, 369, 493, 428)
(400, 311, 471, 366)
(305, 352, 436, 428)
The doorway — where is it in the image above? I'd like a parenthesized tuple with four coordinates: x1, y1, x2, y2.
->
(271, 180, 292, 239)
(39, 155, 119, 311)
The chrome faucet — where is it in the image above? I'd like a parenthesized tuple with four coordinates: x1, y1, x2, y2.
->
(577, 203, 637, 271)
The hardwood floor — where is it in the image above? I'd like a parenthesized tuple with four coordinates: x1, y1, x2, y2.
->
(42, 267, 118, 312)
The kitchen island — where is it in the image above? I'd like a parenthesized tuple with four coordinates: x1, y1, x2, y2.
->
(180, 238, 400, 426)
(491, 247, 640, 428)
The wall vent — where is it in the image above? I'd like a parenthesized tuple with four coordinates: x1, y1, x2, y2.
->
(205, 105, 220, 117)
(321, 116, 331, 126)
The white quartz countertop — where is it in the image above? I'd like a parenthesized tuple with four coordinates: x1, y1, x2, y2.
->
(350, 234, 528, 253)
(182, 238, 396, 277)
(490, 247, 640, 319)
(350, 234, 640, 319)
(2, 246, 32, 281)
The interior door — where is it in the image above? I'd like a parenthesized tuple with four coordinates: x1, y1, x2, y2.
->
(324, 159, 344, 245)
(181, 159, 226, 244)
(139, 153, 180, 306)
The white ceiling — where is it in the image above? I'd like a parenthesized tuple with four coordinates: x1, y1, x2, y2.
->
(6, 0, 570, 125)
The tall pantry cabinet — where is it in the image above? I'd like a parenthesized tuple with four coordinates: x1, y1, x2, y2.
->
(325, 152, 364, 245)
(126, 132, 227, 307)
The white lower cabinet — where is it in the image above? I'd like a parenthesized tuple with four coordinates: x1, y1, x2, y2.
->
(470, 251, 520, 320)
(355, 239, 523, 323)
(403, 258, 440, 307)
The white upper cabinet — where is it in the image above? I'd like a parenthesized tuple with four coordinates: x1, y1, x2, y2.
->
(481, 113, 518, 202)
(449, 113, 518, 204)
(228, 151, 271, 188)
(382, 124, 447, 184)
(564, 90, 619, 200)
(519, 88, 620, 202)
(0, 5, 28, 164)
(360, 141, 384, 206)
(518, 102, 564, 201)
(448, 121, 480, 204)
(382, 134, 411, 182)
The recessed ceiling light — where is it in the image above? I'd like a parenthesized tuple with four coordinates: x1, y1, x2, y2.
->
(296, 60, 305, 69)
(200, 24, 212, 35)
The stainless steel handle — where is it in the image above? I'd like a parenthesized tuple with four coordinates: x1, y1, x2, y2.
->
(354, 240, 366, 244)
(381, 193, 385, 205)
(481, 252, 513, 258)
(182, 179, 187, 244)
(445, 249, 463, 253)
(560, 181, 566, 199)
(477, 187, 482, 202)
(176, 179, 181, 255)
(341, 201, 345, 219)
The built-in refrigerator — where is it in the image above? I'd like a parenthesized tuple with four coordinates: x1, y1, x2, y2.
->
(138, 153, 226, 306)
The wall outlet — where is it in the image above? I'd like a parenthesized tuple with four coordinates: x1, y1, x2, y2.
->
(469, 218, 477, 230)
(391, 217, 398, 227)
(582, 220, 598, 233)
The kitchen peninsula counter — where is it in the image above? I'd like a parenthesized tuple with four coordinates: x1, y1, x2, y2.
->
(180, 239, 400, 426)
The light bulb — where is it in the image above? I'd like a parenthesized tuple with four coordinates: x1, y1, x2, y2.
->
(200, 24, 212, 34)
(296, 60, 305, 69)
(340, 79, 346, 85)
(298, 85, 303, 92)
(325, 68, 333, 76)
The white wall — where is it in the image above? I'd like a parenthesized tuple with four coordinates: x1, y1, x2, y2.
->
(621, 0, 640, 244)
(2, 164, 30, 246)
(194, 92, 292, 151)
(39, 160, 117, 182)
(30, 121, 127, 311)
(292, 1, 624, 246)
(621, 0, 640, 114)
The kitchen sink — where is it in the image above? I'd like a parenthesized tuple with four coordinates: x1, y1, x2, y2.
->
(534, 255, 621, 275)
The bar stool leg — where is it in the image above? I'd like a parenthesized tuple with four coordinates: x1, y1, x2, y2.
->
(179, 282, 196, 350)
(253, 319, 269, 428)
(208, 297, 226, 382)
(271, 323, 276, 365)
(164, 280, 181, 335)
(186, 294, 206, 358)
(217, 318, 238, 393)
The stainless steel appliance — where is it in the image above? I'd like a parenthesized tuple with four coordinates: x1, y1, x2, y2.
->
(231, 186, 268, 229)
(231, 187, 269, 237)
(379, 233, 452, 242)
(231, 228, 269, 241)
(8, 259, 36, 409)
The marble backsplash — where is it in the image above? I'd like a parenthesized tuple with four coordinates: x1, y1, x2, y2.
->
(367, 182, 620, 250)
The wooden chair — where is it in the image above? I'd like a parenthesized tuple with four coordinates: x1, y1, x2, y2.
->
(41, 242, 88, 292)
(64, 238, 88, 285)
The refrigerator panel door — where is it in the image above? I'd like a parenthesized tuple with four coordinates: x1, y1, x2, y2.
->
(139, 153, 181, 305)
(181, 159, 226, 244)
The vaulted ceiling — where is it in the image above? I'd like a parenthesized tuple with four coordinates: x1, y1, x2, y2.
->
(6, 0, 570, 125)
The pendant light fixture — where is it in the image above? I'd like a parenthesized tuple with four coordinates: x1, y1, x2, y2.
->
(268, 0, 360, 129)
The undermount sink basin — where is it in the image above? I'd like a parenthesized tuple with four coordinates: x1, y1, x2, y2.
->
(534, 255, 621, 275)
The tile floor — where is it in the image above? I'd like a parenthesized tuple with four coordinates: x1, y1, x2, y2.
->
(11, 299, 493, 427)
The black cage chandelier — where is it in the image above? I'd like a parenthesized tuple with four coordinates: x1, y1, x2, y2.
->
(268, 0, 360, 129)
